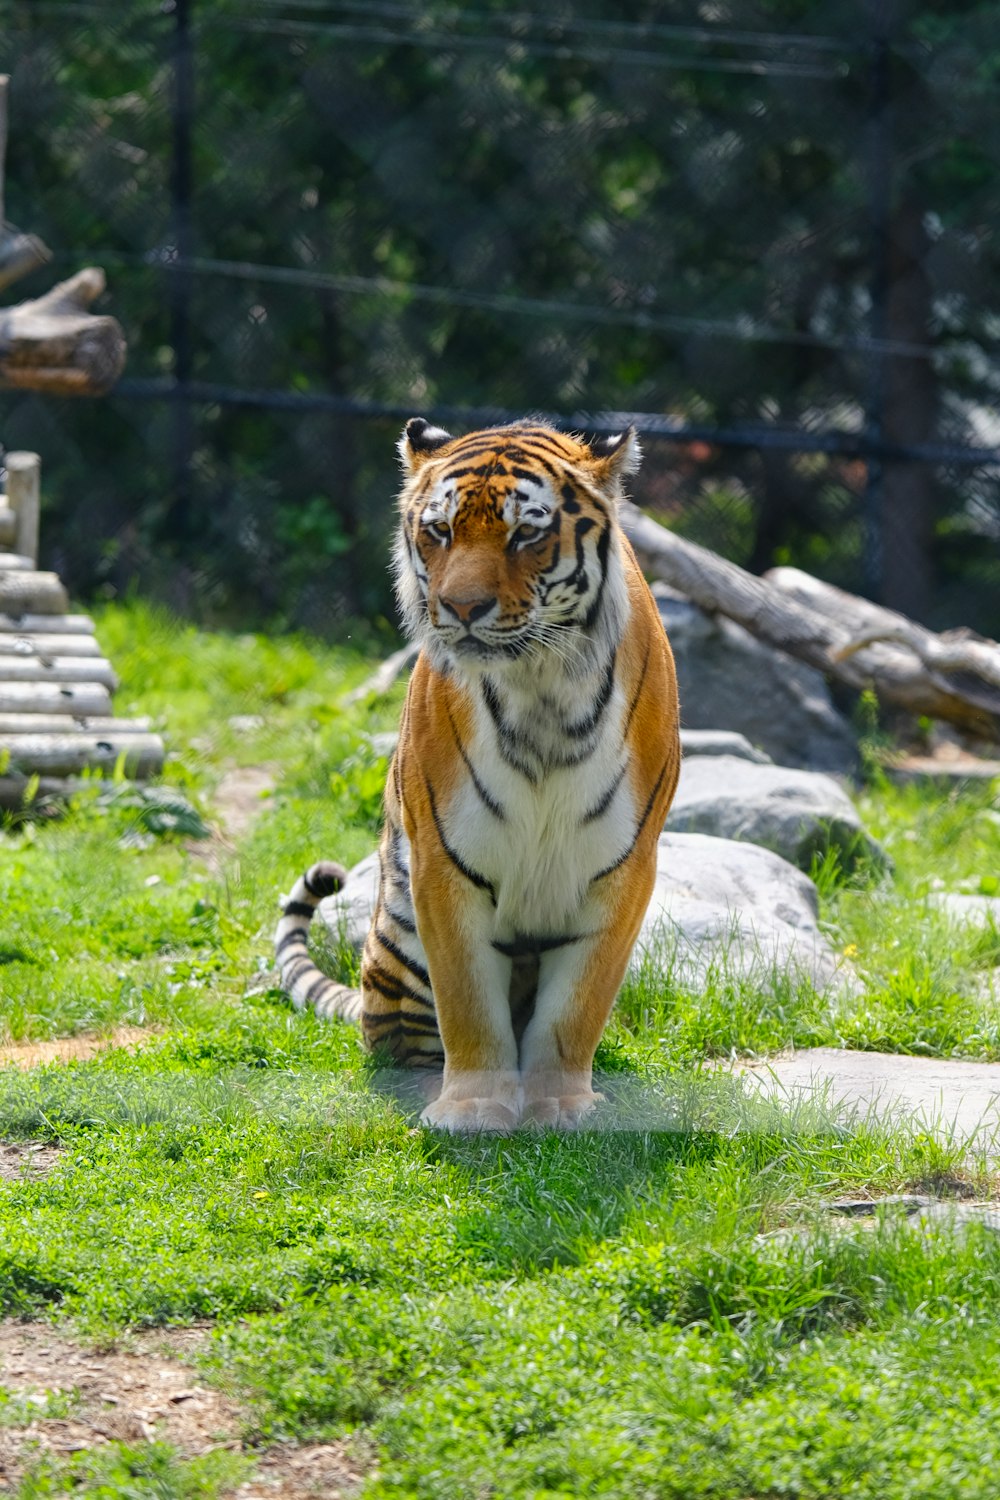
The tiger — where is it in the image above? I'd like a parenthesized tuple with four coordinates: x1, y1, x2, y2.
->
(275, 418, 680, 1132)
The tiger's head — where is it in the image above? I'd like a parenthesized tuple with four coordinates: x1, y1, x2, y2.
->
(393, 419, 640, 673)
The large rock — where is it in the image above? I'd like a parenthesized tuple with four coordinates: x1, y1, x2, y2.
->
(655, 584, 858, 774)
(666, 754, 885, 872)
(636, 832, 850, 993)
(318, 831, 849, 997)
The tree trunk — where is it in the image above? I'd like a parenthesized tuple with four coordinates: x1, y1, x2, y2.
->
(881, 194, 938, 620)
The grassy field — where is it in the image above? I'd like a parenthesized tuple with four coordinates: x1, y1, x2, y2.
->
(1, 601, 1000, 1498)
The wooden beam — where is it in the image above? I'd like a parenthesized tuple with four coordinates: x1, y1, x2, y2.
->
(0, 657, 117, 687)
(0, 612, 96, 634)
(1, 732, 164, 777)
(0, 633, 103, 659)
(0, 713, 151, 734)
(0, 682, 113, 715)
(5, 452, 40, 566)
(0, 572, 69, 615)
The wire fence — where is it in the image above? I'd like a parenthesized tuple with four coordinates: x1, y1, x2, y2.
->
(2, 0, 999, 636)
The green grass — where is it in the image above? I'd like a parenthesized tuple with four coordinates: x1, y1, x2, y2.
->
(1, 601, 1000, 1498)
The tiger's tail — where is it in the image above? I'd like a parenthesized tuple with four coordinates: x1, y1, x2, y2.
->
(274, 861, 362, 1024)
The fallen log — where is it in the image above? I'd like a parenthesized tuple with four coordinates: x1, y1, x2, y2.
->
(0, 267, 126, 396)
(620, 501, 1000, 741)
(343, 642, 419, 704)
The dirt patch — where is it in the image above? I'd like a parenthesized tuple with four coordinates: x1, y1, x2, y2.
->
(0, 1322, 365, 1497)
(214, 765, 276, 846)
(187, 764, 277, 875)
(0, 1143, 62, 1181)
(0, 1026, 153, 1072)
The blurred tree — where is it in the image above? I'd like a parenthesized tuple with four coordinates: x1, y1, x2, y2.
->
(0, 0, 997, 632)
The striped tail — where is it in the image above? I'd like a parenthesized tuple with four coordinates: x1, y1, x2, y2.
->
(275, 862, 362, 1024)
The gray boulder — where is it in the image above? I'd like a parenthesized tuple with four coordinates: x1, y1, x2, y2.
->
(655, 584, 858, 774)
(318, 831, 849, 998)
(637, 831, 850, 994)
(666, 754, 885, 872)
(680, 729, 771, 763)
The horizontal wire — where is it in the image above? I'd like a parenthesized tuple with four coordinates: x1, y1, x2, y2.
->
(240, 0, 859, 55)
(217, 17, 847, 78)
(113, 377, 1000, 469)
(5, 0, 933, 61)
(76, 249, 941, 360)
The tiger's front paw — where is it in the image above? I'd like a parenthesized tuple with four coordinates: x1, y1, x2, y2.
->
(420, 1095, 519, 1134)
(521, 1090, 604, 1131)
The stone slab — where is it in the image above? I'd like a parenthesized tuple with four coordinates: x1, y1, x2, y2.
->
(734, 1047, 1000, 1154)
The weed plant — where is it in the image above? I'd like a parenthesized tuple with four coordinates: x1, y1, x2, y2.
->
(1, 603, 999, 1498)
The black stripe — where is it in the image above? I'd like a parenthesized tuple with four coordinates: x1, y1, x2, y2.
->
(581, 763, 628, 824)
(582, 524, 612, 631)
(275, 930, 307, 956)
(388, 824, 410, 887)
(446, 702, 506, 821)
(424, 778, 497, 903)
(284, 956, 314, 980)
(381, 897, 417, 933)
(623, 639, 652, 740)
(364, 963, 436, 1010)
(481, 677, 539, 783)
(362, 1010, 406, 1033)
(492, 932, 582, 957)
(591, 758, 671, 883)
(396, 1043, 445, 1066)
(373, 927, 432, 988)
(565, 650, 616, 739)
(397, 1020, 443, 1038)
(305, 972, 337, 1004)
(282, 900, 315, 920)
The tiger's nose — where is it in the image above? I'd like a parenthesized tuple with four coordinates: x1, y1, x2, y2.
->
(438, 592, 497, 625)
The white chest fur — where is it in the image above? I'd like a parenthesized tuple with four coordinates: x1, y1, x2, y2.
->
(440, 647, 637, 936)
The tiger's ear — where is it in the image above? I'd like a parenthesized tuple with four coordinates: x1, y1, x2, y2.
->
(398, 417, 454, 474)
(586, 427, 641, 488)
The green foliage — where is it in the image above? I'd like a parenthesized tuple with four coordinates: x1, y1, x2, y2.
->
(17, 1441, 249, 1500)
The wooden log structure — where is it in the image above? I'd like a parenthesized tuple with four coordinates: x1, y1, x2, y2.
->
(0, 78, 155, 801)
(0, 460, 164, 795)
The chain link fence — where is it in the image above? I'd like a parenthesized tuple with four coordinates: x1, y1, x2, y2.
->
(2, 0, 999, 636)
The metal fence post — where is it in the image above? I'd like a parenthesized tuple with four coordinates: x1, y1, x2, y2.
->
(169, 0, 195, 544)
(862, 1, 893, 603)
